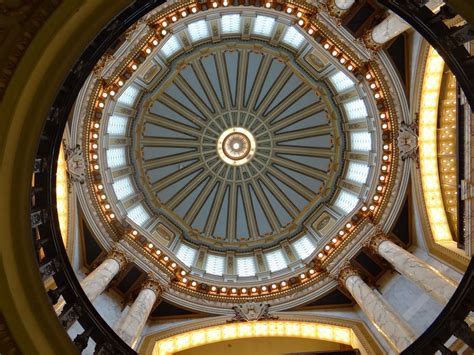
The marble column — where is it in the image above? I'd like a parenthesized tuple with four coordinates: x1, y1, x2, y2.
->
(335, 0, 355, 10)
(80, 249, 128, 302)
(327, 0, 356, 17)
(368, 0, 444, 46)
(368, 234, 457, 305)
(338, 266, 417, 352)
(114, 278, 163, 347)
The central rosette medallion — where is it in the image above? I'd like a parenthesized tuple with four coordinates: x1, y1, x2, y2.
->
(217, 127, 256, 165)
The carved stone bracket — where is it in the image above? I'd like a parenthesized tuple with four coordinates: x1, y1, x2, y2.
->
(398, 118, 419, 167)
(64, 143, 86, 189)
(227, 302, 278, 323)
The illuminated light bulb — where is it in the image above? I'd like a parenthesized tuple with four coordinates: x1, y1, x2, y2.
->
(161, 29, 167, 36)
(180, 270, 186, 276)
(348, 65, 354, 71)
(366, 73, 372, 80)
(383, 155, 389, 161)
(332, 237, 338, 243)
(162, 21, 168, 27)
(191, 7, 197, 13)
(300, 273, 306, 279)
(152, 39, 158, 46)
(92, 143, 98, 149)
(297, 11, 303, 17)
(308, 28, 314, 35)
(281, 281, 287, 287)
(318, 252, 324, 258)
(92, 154, 98, 160)
(92, 133, 98, 139)
(155, 249, 161, 255)
(338, 230, 344, 236)
(265, 2, 271, 8)
(377, 185, 383, 191)
(98, 102, 105, 108)
(145, 48, 152, 54)
(374, 93, 381, 99)
(373, 195, 379, 201)
(102, 92, 108, 98)
(261, 286, 267, 291)
(382, 123, 388, 129)
(271, 284, 277, 289)
(94, 122, 100, 129)
(181, 10, 187, 17)
(383, 144, 389, 150)
(172, 15, 177, 22)
(118, 80, 124, 86)
(251, 287, 257, 292)
(361, 206, 367, 212)
(221, 287, 227, 292)
(231, 288, 237, 293)
(109, 90, 115, 96)
(380, 113, 386, 119)
(101, 194, 106, 200)
(192, 281, 197, 287)
(241, 288, 247, 293)
(97, 184, 104, 190)
(148, 243, 154, 248)
(233, 142, 240, 149)
(380, 176, 386, 181)
(182, 277, 188, 283)
(94, 164, 99, 170)
(105, 204, 110, 209)
(163, 256, 169, 261)
(309, 269, 315, 274)
(286, 7, 293, 13)
(346, 223, 352, 228)
(132, 230, 138, 235)
(340, 57, 346, 64)
(109, 213, 115, 219)
(370, 83, 376, 89)
(212, 1, 218, 7)
(324, 245, 330, 251)
(211, 286, 217, 291)
(298, 19, 304, 26)
(131, 64, 138, 70)
(171, 262, 177, 268)
(331, 50, 338, 56)
(369, 205, 375, 211)
(323, 43, 330, 49)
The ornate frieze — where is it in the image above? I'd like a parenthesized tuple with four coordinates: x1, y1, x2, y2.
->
(227, 302, 278, 323)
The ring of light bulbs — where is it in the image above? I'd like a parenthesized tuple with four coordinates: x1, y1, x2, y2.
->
(84, 0, 398, 300)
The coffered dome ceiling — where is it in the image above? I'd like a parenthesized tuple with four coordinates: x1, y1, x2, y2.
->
(72, 1, 409, 311)
(134, 42, 342, 249)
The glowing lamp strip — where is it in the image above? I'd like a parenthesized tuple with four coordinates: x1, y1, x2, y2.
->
(56, 144, 68, 246)
(419, 47, 452, 242)
(153, 321, 355, 355)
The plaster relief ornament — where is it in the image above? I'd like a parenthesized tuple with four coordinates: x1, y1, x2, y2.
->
(227, 302, 278, 323)
(398, 119, 419, 166)
(64, 144, 86, 187)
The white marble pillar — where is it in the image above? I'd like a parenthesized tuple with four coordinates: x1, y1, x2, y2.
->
(80, 249, 128, 302)
(370, 0, 444, 45)
(114, 279, 163, 348)
(339, 266, 417, 352)
(335, 0, 356, 10)
(369, 234, 457, 305)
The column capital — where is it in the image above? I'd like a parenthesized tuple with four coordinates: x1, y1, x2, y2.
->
(366, 232, 390, 255)
(337, 264, 360, 288)
(108, 248, 129, 270)
(141, 277, 165, 297)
